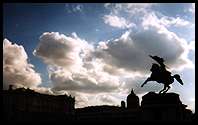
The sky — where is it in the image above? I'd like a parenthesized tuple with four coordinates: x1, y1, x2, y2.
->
(3, 3, 195, 112)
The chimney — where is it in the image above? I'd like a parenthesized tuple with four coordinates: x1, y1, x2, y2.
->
(9, 85, 13, 90)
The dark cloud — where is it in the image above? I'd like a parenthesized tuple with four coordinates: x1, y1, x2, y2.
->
(94, 25, 191, 73)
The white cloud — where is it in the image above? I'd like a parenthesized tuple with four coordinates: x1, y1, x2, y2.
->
(159, 16, 191, 27)
(103, 3, 155, 29)
(3, 39, 42, 90)
(104, 3, 154, 15)
(104, 3, 192, 30)
(121, 3, 154, 15)
(31, 86, 54, 95)
(33, 32, 93, 73)
(34, 32, 122, 95)
(74, 92, 122, 108)
(103, 14, 135, 29)
(49, 67, 120, 94)
(98, 94, 115, 103)
(142, 11, 192, 30)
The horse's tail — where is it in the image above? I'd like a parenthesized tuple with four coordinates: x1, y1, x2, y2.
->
(173, 74, 184, 85)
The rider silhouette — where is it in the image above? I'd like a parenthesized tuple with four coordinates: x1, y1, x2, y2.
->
(149, 55, 165, 69)
(149, 55, 171, 80)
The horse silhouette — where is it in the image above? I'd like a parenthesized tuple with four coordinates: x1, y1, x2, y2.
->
(141, 55, 184, 93)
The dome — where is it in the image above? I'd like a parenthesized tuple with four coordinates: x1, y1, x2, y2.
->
(127, 89, 139, 109)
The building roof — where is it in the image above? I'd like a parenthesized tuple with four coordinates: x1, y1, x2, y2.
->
(3, 87, 75, 101)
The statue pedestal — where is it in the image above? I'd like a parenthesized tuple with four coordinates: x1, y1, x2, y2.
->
(141, 92, 191, 121)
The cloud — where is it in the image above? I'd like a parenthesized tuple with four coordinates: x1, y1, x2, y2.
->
(103, 3, 155, 29)
(33, 32, 131, 108)
(74, 93, 90, 108)
(142, 12, 194, 69)
(103, 14, 136, 29)
(122, 76, 163, 95)
(104, 3, 154, 15)
(104, 3, 193, 30)
(74, 92, 121, 108)
(33, 32, 93, 72)
(120, 3, 155, 15)
(98, 95, 115, 103)
(94, 24, 193, 73)
(34, 32, 122, 94)
(159, 16, 191, 27)
(141, 10, 193, 32)
(3, 39, 42, 90)
(31, 86, 54, 95)
(50, 68, 119, 94)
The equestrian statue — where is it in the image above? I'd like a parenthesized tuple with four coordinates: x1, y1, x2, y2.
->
(141, 55, 184, 94)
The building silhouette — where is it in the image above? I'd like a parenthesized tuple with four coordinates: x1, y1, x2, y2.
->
(3, 85, 75, 121)
(3, 86, 193, 121)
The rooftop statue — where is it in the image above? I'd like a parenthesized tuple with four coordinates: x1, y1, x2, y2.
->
(141, 55, 184, 94)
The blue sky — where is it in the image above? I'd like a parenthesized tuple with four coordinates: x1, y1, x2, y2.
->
(3, 3, 195, 111)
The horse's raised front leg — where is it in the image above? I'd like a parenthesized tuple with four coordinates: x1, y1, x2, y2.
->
(141, 77, 152, 87)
